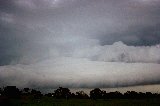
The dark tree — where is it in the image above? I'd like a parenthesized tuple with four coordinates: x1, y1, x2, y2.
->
(1, 85, 160, 101)
(105, 91, 123, 99)
(101, 90, 106, 99)
(0, 88, 2, 96)
(70, 93, 76, 98)
(23, 88, 30, 93)
(76, 91, 89, 99)
(124, 91, 139, 99)
(90, 88, 103, 99)
(138, 92, 146, 98)
(145, 92, 153, 98)
(2, 86, 21, 98)
(45, 93, 54, 97)
(54, 87, 71, 99)
(31, 89, 43, 99)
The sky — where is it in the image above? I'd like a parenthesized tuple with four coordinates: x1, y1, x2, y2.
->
(0, 0, 160, 91)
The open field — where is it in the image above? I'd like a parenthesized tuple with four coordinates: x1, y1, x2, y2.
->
(2, 97, 160, 106)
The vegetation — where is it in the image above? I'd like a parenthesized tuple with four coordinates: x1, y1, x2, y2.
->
(0, 86, 160, 106)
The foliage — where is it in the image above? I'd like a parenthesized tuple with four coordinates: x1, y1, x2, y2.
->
(1, 86, 160, 105)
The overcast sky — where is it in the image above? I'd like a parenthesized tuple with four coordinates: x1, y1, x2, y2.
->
(0, 0, 160, 90)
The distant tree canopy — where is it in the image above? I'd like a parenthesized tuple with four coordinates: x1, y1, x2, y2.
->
(90, 88, 103, 99)
(0, 86, 160, 100)
(76, 91, 89, 99)
(0, 88, 2, 96)
(23, 88, 30, 93)
(2, 86, 21, 98)
(31, 89, 43, 99)
(54, 87, 71, 99)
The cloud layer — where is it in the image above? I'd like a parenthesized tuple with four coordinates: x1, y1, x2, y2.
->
(0, 0, 160, 89)
(0, 0, 160, 65)
(0, 57, 160, 89)
(94, 42, 160, 63)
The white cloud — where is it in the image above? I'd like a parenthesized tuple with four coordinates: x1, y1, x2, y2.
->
(0, 57, 160, 88)
(59, 40, 160, 63)
(0, 0, 160, 89)
(95, 41, 160, 63)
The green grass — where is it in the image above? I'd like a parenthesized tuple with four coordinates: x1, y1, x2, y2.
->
(3, 97, 160, 106)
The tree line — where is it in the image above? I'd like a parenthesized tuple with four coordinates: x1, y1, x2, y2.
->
(1, 86, 160, 100)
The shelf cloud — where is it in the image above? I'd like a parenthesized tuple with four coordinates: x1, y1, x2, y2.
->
(0, 0, 160, 89)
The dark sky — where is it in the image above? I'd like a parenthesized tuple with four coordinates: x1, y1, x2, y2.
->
(0, 0, 160, 65)
(0, 0, 160, 89)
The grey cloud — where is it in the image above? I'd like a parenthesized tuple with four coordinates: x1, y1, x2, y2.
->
(0, 57, 160, 88)
(100, 24, 160, 46)
(0, 0, 160, 88)
(95, 42, 160, 63)
(66, 41, 160, 63)
(0, 0, 160, 65)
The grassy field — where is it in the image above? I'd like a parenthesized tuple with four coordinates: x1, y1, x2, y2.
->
(3, 97, 160, 106)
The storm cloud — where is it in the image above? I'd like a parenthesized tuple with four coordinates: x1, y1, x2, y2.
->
(0, 0, 160, 89)
(0, 57, 160, 89)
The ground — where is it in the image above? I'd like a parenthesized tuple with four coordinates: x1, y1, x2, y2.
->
(2, 97, 160, 106)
